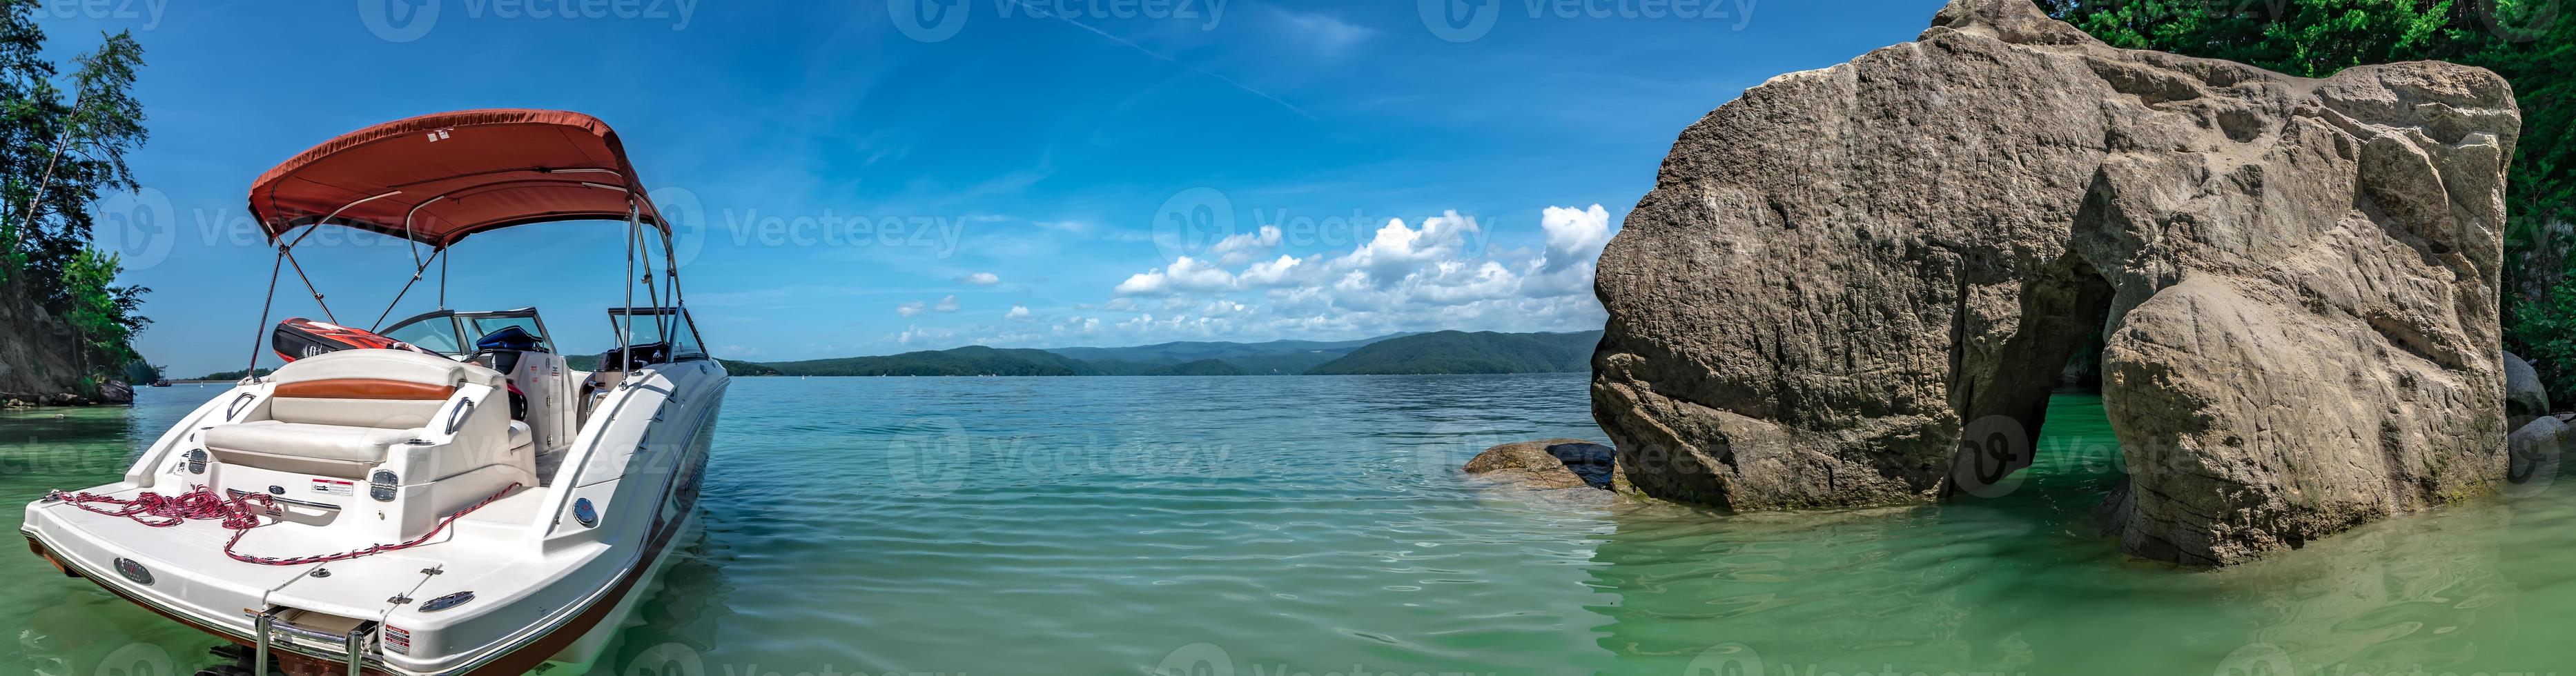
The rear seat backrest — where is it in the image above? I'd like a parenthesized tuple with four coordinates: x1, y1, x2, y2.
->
(268, 350, 505, 429)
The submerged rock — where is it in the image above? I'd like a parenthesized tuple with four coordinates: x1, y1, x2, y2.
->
(1591, 0, 2517, 566)
(2505, 351, 2547, 422)
(2507, 415, 2569, 494)
(1464, 439, 1616, 491)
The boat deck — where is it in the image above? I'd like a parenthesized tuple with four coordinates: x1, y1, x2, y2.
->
(28, 478, 576, 635)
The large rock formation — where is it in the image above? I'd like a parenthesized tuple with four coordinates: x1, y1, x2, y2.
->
(0, 275, 121, 406)
(1590, 0, 2518, 566)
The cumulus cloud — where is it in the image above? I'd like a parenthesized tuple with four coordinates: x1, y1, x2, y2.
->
(1210, 226, 1284, 266)
(959, 272, 1002, 286)
(1115, 256, 1237, 295)
(1541, 205, 1611, 272)
(896, 300, 928, 317)
(1005, 305, 1032, 321)
(1084, 205, 1621, 343)
(934, 295, 961, 312)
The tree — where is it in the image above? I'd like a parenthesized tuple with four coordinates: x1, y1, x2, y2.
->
(0, 0, 151, 384)
(1, 1, 146, 300)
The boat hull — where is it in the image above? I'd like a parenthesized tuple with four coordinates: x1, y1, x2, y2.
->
(20, 359, 728, 675)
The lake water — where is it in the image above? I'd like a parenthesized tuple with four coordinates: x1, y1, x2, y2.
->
(4, 375, 2574, 676)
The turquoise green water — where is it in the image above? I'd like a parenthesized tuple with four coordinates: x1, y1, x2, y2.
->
(5, 377, 2575, 675)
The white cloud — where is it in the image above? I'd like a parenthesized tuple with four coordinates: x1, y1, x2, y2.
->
(896, 300, 927, 317)
(1268, 7, 1374, 59)
(934, 295, 961, 312)
(1006, 305, 1032, 321)
(959, 272, 1002, 285)
(1082, 205, 1620, 344)
(1210, 225, 1284, 265)
(1238, 254, 1307, 287)
(1541, 205, 1611, 272)
(1115, 256, 1237, 295)
(1347, 212, 1480, 288)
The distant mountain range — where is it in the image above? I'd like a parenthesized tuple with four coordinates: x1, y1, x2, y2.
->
(1305, 330, 1602, 375)
(746, 330, 1600, 377)
(236, 331, 1599, 379)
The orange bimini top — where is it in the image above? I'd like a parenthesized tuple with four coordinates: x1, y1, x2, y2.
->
(247, 108, 667, 248)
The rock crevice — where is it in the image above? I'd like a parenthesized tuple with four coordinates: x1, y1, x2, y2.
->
(1591, 0, 2516, 566)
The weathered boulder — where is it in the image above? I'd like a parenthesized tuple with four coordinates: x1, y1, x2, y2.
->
(2504, 350, 2547, 421)
(2506, 415, 2568, 496)
(1463, 439, 1616, 491)
(1591, 0, 2517, 565)
(0, 275, 124, 406)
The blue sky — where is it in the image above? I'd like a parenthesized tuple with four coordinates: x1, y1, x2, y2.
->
(37, 0, 1944, 376)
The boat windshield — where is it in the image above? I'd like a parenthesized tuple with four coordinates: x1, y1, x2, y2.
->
(609, 307, 706, 361)
(381, 309, 558, 356)
(382, 313, 465, 355)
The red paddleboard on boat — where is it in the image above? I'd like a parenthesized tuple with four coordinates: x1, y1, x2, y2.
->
(271, 317, 438, 361)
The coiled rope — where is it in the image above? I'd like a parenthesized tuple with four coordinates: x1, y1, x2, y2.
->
(45, 483, 520, 566)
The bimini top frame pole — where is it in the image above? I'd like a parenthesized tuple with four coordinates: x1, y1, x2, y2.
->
(240, 109, 687, 375)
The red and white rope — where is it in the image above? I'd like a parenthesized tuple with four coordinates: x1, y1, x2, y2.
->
(46, 483, 520, 566)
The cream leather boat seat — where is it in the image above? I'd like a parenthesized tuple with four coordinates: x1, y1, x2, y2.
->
(203, 349, 520, 480)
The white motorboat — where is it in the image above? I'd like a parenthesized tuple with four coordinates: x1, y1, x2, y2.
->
(19, 110, 727, 676)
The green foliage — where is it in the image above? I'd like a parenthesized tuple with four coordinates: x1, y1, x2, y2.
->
(2034, 0, 2576, 392)
(765, 346, 1102, 377)
(195, 368, 274, 381)
(59, 246, 146, 370)
(2511, 277, 2576, 405)
(1305, 331, 1601, 375)
(1, 0, 150, 381)
(118, 360, 157, 384)
(717, 359, 782, 376)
